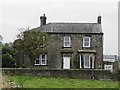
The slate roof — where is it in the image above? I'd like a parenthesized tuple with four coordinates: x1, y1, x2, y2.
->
(103, 55, 117, 62)
(35, 23, 103, 34)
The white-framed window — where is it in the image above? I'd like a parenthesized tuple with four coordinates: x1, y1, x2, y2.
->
(64, 36, 71, 47)
(35, 55, 40, 65)
(84, 55, 90, 68)
(83, 37, 91, 47)
(80, 54, 95, 69)
(40, 54, 47, 65)
(35, 54, 47, 65)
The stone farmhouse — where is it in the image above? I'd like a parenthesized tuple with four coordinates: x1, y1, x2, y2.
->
(21, 14, 104, 69)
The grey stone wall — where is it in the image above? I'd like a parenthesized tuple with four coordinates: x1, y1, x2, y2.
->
(2, 68, 113, 80)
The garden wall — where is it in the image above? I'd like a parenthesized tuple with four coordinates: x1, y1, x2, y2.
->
(2, 68, 115, 80)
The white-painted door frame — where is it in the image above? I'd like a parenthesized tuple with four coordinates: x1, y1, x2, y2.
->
(63, 57, 70, 69)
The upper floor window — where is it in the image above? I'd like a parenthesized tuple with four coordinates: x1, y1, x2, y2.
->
(35, 54, 47, 65)
(64, 36, 71, 47)
(83, 37, 90, 47)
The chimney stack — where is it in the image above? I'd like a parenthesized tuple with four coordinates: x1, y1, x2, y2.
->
(97, 15, 102, 24)
(40, 14, 47, 26)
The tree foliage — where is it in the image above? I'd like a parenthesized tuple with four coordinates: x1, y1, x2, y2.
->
(2, 43, 16, 68)
(13, 28, 51, 65)
(0, 35, 3, 42)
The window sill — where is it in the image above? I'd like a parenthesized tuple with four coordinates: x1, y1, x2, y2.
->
(84, 67, 91, 69)
(41, 64, 47, 66)
(79, 68, 95, 69)
(82, 46, 90, 48)
(35, 64, 40, 66)
(82, 47, 91, 49)
(35, 64, 47, 66)
(62, 46, 71, 48)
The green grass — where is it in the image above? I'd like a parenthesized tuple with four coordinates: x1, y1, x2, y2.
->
(7, 75, 118, 88)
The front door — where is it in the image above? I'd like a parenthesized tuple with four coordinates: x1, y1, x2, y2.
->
(63, 57, 70, 69)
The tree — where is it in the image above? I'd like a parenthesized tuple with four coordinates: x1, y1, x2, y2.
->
(2, 43, 16, 68)
(13, 28, 51, 66)
(0, 35, 2, 67)
(0, 35, 3, 42)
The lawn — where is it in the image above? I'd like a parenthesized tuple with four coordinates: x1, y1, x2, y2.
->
(7, 75, 118, 88)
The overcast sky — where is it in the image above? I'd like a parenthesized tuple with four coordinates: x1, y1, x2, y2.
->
(0, 0, 118, 55)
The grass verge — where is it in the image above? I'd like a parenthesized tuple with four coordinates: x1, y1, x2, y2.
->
(6, 74, 118, 88)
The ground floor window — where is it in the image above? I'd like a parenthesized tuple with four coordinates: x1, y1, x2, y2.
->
(80, 54, 94, 69)
(35, 54, 47, 65)
(35, 55, 40, 65)
(84, 55, 90, 68)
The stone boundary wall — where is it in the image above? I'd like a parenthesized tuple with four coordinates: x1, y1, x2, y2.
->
(2, 68, 115, 80)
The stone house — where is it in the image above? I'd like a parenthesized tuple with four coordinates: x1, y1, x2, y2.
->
(21, 14, 104, 69)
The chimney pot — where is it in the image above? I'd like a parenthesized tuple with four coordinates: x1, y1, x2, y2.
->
(40, 14, 47, 26)
(97, 15, 102, 24)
